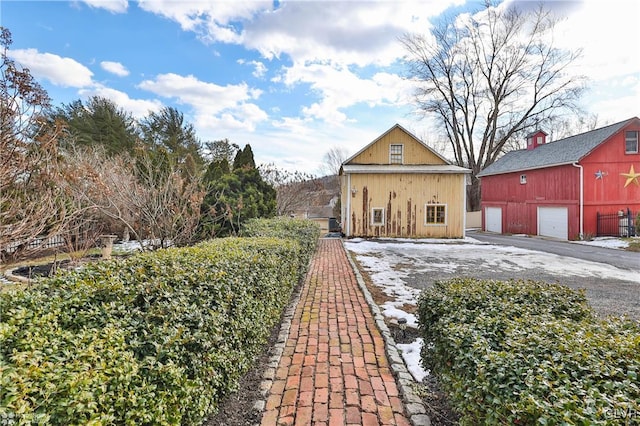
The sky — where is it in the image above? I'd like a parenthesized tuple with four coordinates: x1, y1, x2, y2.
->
(2, 0, 639, 175)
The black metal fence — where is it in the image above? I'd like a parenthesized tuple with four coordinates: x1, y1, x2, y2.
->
(596, 208, 638, 237)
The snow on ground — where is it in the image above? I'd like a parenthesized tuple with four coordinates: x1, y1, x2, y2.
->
(574, 236, 637, 250)
(397, 338, 428, 382)
(345, 236, 639, 382)
(113, 240, 146, 252)
(347, 238, 640, 285)
(113, 239, 167, 252)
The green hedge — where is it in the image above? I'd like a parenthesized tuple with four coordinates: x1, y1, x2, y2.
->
(0, 227, 318, 425)
(417, 278, 640, 425)
(241, 217, 319, 275)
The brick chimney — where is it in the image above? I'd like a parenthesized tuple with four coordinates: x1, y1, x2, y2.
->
(526, 130, 547, 150)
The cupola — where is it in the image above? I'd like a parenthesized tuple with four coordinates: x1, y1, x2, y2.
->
(526, 130, 548, 150)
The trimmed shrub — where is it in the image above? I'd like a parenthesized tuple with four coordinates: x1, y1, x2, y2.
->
(417, 278, 640, 425)
(241, 217, 320, 275)
(0, 232, 316, 425)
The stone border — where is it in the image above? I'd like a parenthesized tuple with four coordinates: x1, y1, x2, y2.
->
(343, 240, 431, 426)
(3, 267, 34, 284)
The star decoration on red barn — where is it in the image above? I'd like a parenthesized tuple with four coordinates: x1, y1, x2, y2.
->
(594, 170, 607, 179)
(621, 165, 640, 187)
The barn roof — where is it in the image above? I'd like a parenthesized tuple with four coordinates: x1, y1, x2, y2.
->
(478, 117, 639, 177)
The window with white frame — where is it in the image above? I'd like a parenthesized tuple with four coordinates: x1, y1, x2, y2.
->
(520, 174, 527, 184)
(372, 208, 385, 225)
(389, 144, 403, 164)
(425, 204, 446, 225)
(625, 131, 639, 154)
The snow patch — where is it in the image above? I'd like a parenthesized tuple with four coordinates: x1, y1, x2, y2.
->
(397, 338, 428, 382)
(574, 237, 635, 250)
(382, 304, 418, 328)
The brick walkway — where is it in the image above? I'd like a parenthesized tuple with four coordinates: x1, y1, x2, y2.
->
(260, 239, 412, 426)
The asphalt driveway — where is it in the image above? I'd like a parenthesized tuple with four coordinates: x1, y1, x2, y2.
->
(467, 230, 640, 271)
(345, 237, 640, 321)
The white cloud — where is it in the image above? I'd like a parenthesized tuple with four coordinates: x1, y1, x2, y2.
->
(583, 78, 640, 124)
(138, 73, 259, 112)
(237, 59, 267, 78)
(278, 62, 414, 124)
(137, 0, 271, 43)
(100, 61, 129, 77)
(81, 0, 128, 13)
(554, 1, 640, 82)
(138, 72, 268, 133)
(242, 1, 461, 66)
(129, 0, 460, 128)
(136, 0, 458, 66)
(79, 85, 163, 118)
(8, 48, 94, 88)
(539, 0, 640, 123)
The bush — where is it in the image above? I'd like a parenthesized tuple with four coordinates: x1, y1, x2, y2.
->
(241, 217, 320, 275)
(417, 278, 640, 425)
(0, 228, 317, 425)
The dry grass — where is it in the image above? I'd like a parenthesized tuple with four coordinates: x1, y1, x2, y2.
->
(625, 238, 640, 252)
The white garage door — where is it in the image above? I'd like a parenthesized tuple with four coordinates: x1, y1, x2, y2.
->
(538, 207, 568, 240)
(485, 207, 502, 233)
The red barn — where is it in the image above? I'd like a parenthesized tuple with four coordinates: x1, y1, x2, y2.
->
(478, 117, 640, 240)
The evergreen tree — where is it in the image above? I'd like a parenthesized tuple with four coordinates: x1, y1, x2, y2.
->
(50, 96, 139, 155)
(232, 144, 256, 170)
(204, 138, 239, 164)
(139, 106, 204, 168)
(203, 159, 230, 184)
(199, 143, 275, 237)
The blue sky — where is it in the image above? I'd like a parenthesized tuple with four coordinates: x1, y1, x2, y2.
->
(3, 0, 639, 175)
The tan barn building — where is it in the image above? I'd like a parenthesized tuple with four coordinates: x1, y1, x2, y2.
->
(340, 124, 471, 238)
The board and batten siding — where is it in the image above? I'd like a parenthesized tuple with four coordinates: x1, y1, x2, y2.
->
(349, 127, 447, 165)
(344, 172, 466, 238)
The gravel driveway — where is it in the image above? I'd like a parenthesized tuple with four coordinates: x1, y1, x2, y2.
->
(345, 238, 640, 321)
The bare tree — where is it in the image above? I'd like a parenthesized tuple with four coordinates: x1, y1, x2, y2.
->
(259, 164, 320, 216)
(61, 146, 136, 239)
(65, 146, 204, 251)
(320, 147, 350, 177)
(0, 27, 71, 261)
(402, 3, 586, 210)
(131, 149, 205, 248)
(543, 113, 600, 142)
(500, 113, 600, 153)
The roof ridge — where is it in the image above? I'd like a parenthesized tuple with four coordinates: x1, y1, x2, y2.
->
(547, 117, 637, 144)
(477, 117, 639, 177)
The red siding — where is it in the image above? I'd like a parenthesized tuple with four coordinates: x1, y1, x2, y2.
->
(480, 119, 640, 238)
(581, 128, 640, 234)
(481, 166, 580, 237)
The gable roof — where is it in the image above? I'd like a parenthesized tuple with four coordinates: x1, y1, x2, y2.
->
(478, 117, 639, 177)
(342, 123, 451, 166)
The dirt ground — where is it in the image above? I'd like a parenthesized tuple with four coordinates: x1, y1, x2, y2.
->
(203, 317, 281, 426)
